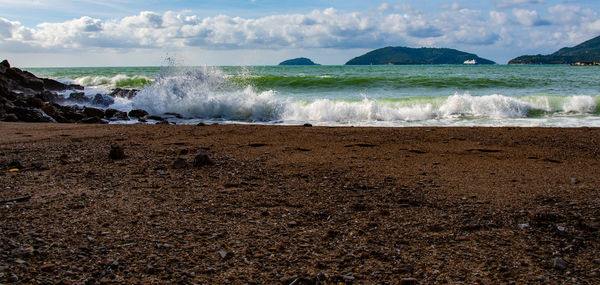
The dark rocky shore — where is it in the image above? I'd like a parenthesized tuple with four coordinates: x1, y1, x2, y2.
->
(0, 60, 164, 124)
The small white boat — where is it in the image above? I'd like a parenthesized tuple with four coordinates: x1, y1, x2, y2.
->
(463, 59, 477, 65)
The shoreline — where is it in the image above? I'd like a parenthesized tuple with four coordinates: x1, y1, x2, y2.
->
(1, 122, 599, 283)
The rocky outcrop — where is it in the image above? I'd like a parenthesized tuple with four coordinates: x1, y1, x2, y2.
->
(0, 59, 149, 124)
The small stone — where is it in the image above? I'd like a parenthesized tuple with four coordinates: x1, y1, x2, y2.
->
(303, 123, 313, 127)
(40, 263, 56, 271)
(218, 250, 233, 259)
(400, 278, 419, 285)
(552, 258, 568, 271)
(518, 223, 530, 230)
(7, 274, 19, 282)
(571, 177, 579, 185)
(194, 152, 214, 167)
(109, 145, 125, 160)
(14, 258, 26, 264)
(0, 265, 8, 271)
(172, 158, 188, 169)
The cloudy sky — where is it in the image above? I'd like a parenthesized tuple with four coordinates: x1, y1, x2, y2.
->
(1, 0, 599, 67)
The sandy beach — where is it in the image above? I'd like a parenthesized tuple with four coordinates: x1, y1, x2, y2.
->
(1, 122, 599, 283)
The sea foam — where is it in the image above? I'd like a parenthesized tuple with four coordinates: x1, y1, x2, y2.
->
(113, 66, 600, 126)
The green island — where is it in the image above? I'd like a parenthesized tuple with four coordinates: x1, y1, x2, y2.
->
(509, 35, 600, 65)
(344, 46, 495, 65)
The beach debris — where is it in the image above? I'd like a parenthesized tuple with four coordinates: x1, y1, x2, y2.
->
(571, 177, 579, 185)
(1, 195, 31, 204)
(518, 223, 530, 230)
(557, 226, 566, 232)
(9, 168, 19, 172)
(172, 158, 189, 169)
(400, 278, 420, 285)
(78, 116, 108, 124)
(552, 258, 568, 271)
(109, 145, 125, 160)
(194, 152, 214, 167)
(248, 143, 268, 147)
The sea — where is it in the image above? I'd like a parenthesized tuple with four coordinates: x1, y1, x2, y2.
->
(26, 65, 600, 127)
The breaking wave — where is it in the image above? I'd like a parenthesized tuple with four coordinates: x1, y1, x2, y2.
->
(73, 74, 153, 89)
(127, 66, 599, 126)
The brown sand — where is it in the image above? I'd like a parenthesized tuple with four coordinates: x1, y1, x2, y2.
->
(1, 122, 599, 284)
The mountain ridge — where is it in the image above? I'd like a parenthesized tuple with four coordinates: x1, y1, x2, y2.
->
(509, 35, 600, 64)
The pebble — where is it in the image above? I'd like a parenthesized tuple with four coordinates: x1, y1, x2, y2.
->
(194, 152, 214, 167)
(172, 158, 189, 169)
(109, 145, 125, 160)
(571, 177, 579, 185)
(400, 277, 419, 285)
(553, 258, 568, 271)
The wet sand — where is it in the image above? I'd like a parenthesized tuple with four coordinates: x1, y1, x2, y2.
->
(1, 122, 599, 283)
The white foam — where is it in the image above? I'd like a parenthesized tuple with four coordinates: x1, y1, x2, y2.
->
(131, 66, 283, 121)
(563, 95, 597, 113)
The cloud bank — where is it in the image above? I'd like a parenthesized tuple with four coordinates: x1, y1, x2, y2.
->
(1, 4, 599, 64)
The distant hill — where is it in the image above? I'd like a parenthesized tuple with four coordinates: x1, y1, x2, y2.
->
(345, 47, 495, 65)
(279, 57, 319, 66)
(509, 35, 600, 64)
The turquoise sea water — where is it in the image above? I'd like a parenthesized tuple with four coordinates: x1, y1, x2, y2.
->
(26, 65, 600, 127)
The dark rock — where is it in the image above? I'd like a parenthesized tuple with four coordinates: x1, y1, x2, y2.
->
(128, 109, 149, 118)
(110, 88, 138, 99)
(8, 160, 24, 169)
(303, 123, 313, 127)
(165, 112, 183, 119)
(26, 96, 45, 108)
(172, 158, 189, 169)
(42, 78, 68, 91)
(109, 145, 125, 160)
(552, 258, 568, 271)
(12, 106, 55, 122)
(155, 121, 170, 125)
(105, 109, 129, 121)
(83, 106, 105, 118)
(68, 92, 89, 103)
(38, 90, 62, 103)
(58, 105, 84, 122)
(147, 115, 165, 121)
(92, 94, 115, 106)
(194, 152, 214, 167)
(5, 68, 44, 91)
(42, 104, 68, 123)
(2, 113, 18, 122)
(196, 122, 206, 126)
(0, 59, 9, 70)
(78, 116, 107, 124)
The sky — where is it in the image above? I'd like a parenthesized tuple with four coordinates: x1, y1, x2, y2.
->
(1, 0, 599, 67)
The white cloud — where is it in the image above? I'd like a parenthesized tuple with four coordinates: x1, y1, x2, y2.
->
(490, 11, 509, 25)
(496, 0, 544, 9)
(1, 5, 599, 65)
(513, 9, 548, 26)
